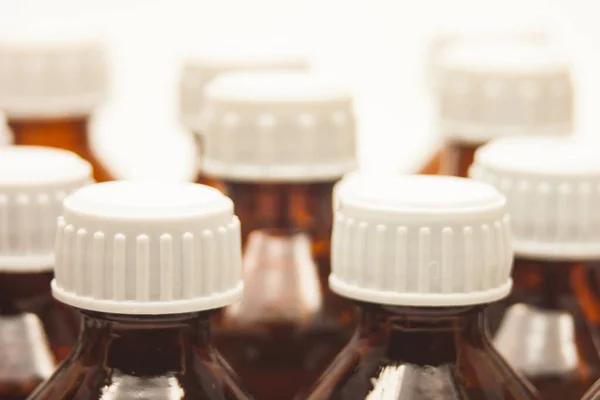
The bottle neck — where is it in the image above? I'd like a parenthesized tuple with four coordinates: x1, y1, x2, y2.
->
(217, 179, 336, 246)
(75, 310, 215, 375)
(9, 115, 114, 182)
(358, 303, 489, 364)
(10, 116, 90, 149)
(440, 140, 482, 177)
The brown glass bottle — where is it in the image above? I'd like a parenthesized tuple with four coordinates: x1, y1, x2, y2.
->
(491, 257, 600, 399)
(439, 140, 479, 177)
(0, 271, 79, 400)
(306, 303, 539, 399)
(213, 180, 356, 400)
(28, 310, 250, 400)
(9, 117, 113, 182)
(417, 149, 442, 175)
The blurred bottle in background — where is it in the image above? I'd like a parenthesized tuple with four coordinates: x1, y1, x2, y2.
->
(0, 146, 90, 400)
(427, 7, 556, 94)
(178, 41, 307, 185)
(471, 137, 600, 399)
(0, 21, 113, 182)
(434, 41, 573, 177)
(199, 71, 357, 399)
(419, 2, 568, 176)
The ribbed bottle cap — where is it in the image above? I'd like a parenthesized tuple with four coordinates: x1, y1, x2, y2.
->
(52, 181, 243, 315)
(428, 17, 554, 92)
(331, 174, 512, 306)
(179, 41, 306, 131)
(437, 41, 573, 144)
(0, 146, 92, 271)
(470, 136, 600, 260)
(0, 21, 108, 118)
(201, 71, 357, 181)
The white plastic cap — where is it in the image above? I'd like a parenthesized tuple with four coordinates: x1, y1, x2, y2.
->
(0, 21, 108, 118)
(201, 71, 357, 182)
(437, 42, 573, 144)
(427, 13, 555, 91)
(470, 137, 600, 260)
(179, 41, 307, 131)
(0, 146, 92, 271)
(52, 181, 243, 315)
(330, 174, 512, 306)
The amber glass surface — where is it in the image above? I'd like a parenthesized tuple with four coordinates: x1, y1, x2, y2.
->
(213, 180, 356, 400)
(306, 303, 540, 400)
(195, 173, 225, 192)
(0, 271, 79, 400)
(417, 148, 442, 175)
(440, 140, 480, 177)
(490, 258, 600, 399)
(582, 377, 600, 399)
(9, 117, 114, 182)
(29, 310, 250, 400)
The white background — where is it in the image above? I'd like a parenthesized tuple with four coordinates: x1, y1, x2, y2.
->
(0, 0, 598, 180)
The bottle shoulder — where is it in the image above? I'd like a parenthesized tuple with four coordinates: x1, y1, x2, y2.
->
(222, 230, 343, 327)
(494, 302, 600, 399)
(496, 261, 600, 398)
(0, 296, 79, 398)
(28, 350, 251, 400)
(306, 336, 539, 400)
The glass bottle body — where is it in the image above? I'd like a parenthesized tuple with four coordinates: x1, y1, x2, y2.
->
(440, 139, 480, 177)
(9, 117, 113, 182)
(29, 311, 250, 400)
(0, 271, 79, 400)
(492, 258, 600, 399)
(213, 180, 356, 399)
(307, 304, 539, 400)
(582, 377, 600, 399)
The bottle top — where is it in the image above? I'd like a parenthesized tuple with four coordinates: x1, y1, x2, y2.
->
(179, 41, 306, 130)
(200, 71, 357, 182)
(470, 136, 600, 260)
(427, 14, 554, 92)
(331, 174, 512, 306)
(437, 41, 573, 144)
(0, 20, 108, 118)
(52, 181, 243, 315)
(0, 146, 92, 271)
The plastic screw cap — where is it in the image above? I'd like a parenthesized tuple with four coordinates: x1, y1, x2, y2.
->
(427, 11, 555, 92)
(0, 21, 108, 118)
(201, 71, 357, 181)
(179, 41, 306, 131)
(437, 41, 573, 144)
(0, 146, 92, 271)
(52, 181, 243, 315)
(470, 136, 600, 260)
(331, 174, 513, 306)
